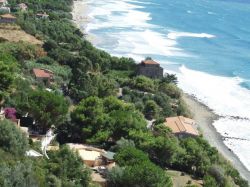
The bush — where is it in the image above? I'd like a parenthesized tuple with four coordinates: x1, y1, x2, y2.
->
(36, 56, 56, 65)
(0, 120, 28, 155)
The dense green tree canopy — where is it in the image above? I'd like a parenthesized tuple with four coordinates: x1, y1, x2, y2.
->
(109, 146, 172, 187)
(69, 96, 147, 144)
(27, 90, 69, 132)
(0, 120, 28, 156)
(46, 146, 91, 187)
(0, 60, 16, 99)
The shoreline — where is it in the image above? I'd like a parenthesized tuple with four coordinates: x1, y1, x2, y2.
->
(183, 94, 250, 182)
(72, 0, 99, 44)
(71, 0, 250, 182)
(72, 0, 89, 29)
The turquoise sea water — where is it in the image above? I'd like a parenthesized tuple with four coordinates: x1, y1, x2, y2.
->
(82, 0, 250, 171)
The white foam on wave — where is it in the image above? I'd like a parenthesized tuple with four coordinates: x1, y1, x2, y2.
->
(177, 65, 250, 118)
(86, 0, 152, 32)
(113, 30, 188, 57)
(167, 31, 216, 40)
(213, 117, 250, 171)
(85, 0, 217, 59)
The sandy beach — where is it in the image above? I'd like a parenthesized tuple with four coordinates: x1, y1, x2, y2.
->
(72, 0, 89, 29)
(72, 0, 99, 44)
(183, 94, 250, 182)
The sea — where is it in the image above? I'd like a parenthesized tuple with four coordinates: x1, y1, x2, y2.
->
(80, 0, 250, 171)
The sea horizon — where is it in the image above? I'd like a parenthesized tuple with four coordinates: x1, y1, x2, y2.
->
(74, 0, 250, 172)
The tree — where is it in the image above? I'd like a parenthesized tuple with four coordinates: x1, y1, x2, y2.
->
(114, 146, 150, 166)
(161, 73, 178, 84)
(178, 137, 219, 177)
(112, 138, 135, 151)
(0, 120, 28, 156)
(143, 100, 159, 120)
(47, 146, 91, 187)
(69, 96, 147, 144)
(203, 175, 218, 187)
(0, 61, 16, 99)
(109, 146, 172, 187)
(0, 161, 38, 187)
(108, 162, 172, 187)
(130, 76, 156, 93)
(159, 83, 181, 99)
(28, 90, 69, 132)
(109, 109, 147, 141)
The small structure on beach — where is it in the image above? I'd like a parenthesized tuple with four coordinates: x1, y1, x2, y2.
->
(33, 68, 54, 86)
(165, 116, 199, 138)
(137, 58, 163, 79)
(0, 14, 16, 23)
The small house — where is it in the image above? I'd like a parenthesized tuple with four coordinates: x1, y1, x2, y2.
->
(137, 59, 163, 79)
(36, 12, 49, 19)
(67, 144, 105, 167)
(165, 116, 199, 138)
(33, 68, 53, 85)
(0, 14, 16, 23)
(67, 144, 116, 168)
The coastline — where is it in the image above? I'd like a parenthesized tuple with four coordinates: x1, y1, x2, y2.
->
(71, 0, 250, 183)
(72, 0, 89, 29)
(183, 94, 250, 182)
(72, 0, 98, 44)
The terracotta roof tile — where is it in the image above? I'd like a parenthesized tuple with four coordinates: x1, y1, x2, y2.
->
(141, 59, 159, 65)
(33, 68, 53, 78)
(165, 116, 199, 136)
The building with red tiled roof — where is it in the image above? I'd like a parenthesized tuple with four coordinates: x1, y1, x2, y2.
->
(137, 58, 163, 79)
(33, 68, 53, 85)
(165, 116, 199, 138)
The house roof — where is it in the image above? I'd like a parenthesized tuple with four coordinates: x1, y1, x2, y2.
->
(78, 149, 101, 161)
(101, 151, 115, 160)
(33, 68, 53, 78)
(141, 59, 159, 65)
(67, 143, 105, 161)
(0, 14, 16, 19)
(165, 116, 199, 136)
